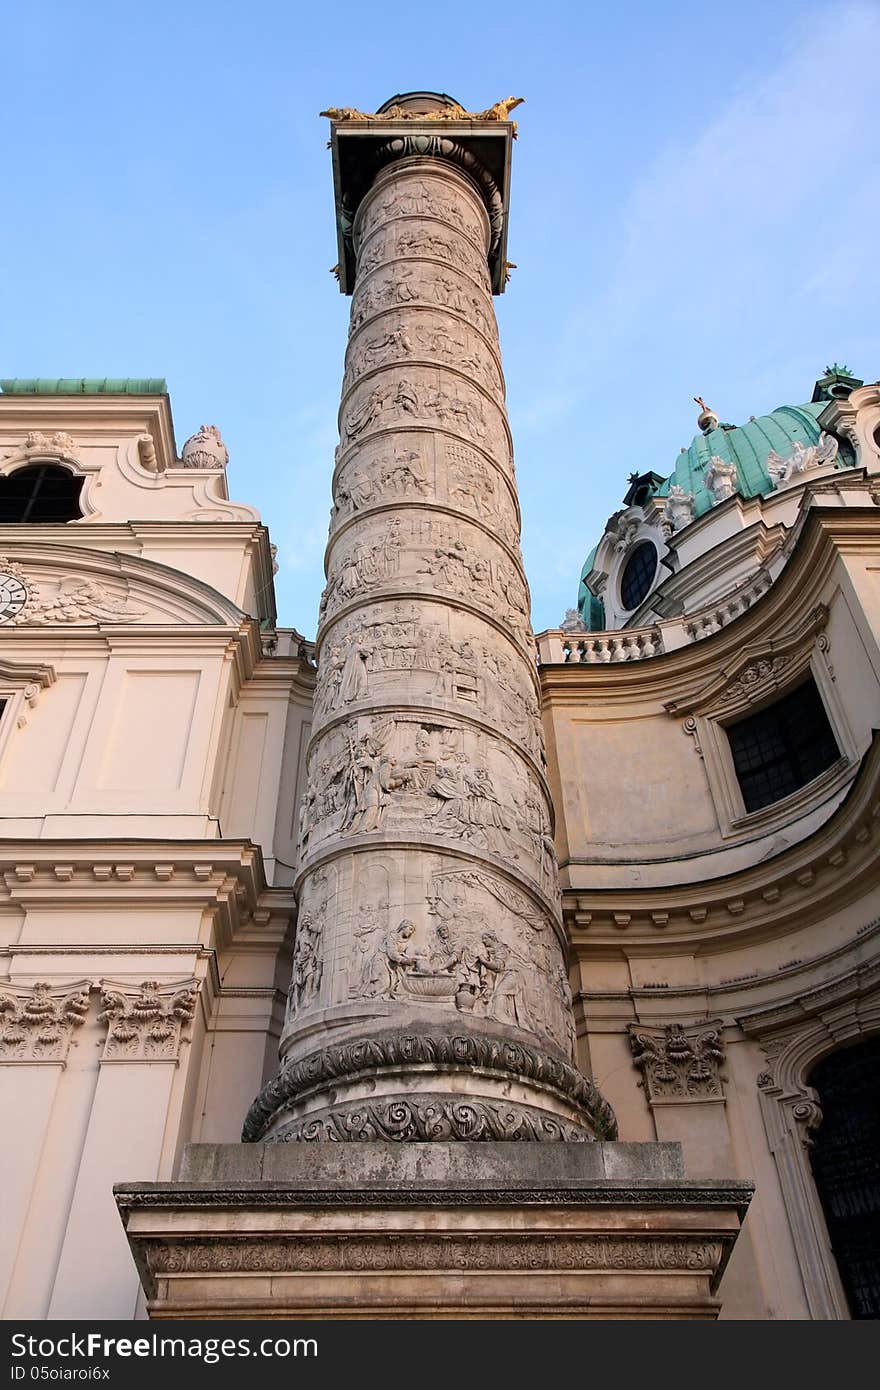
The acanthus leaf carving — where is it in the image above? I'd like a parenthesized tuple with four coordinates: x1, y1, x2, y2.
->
(0, 980, 91, 1061)
(98, 979, 199, 1060)
(629, 1022, 726, 1102)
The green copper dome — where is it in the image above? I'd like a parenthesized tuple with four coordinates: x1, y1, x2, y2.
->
(654, 401, 839, 517)
(577, 377, 859, 629)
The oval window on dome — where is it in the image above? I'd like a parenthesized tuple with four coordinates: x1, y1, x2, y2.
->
(620, 540, 657, 611)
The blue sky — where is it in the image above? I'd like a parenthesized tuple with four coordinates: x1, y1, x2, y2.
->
(3, 0, 878, 634)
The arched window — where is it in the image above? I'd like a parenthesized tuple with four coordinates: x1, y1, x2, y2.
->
(0, 463, 84, 522)
(809, 1036, 880, 1319)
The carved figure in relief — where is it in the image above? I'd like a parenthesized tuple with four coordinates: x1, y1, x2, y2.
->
(361, 323, 414, 369)
(465, 765, 509, 842)
(2, 430, 80, 466)
(287, 910, 323, 1016)
(337, 635, 372, 703)
(428, 921, 460, 976)
(429, 751, 471, 834)
(335, 465, 375, 512)
(480, 932, 529, 1029)
(352, 905, 387, 998)
(384, 920, 426, 996)
(22, 579, 148, 626)
(342, 730, 396, 833)
(343, 383, 392, 441)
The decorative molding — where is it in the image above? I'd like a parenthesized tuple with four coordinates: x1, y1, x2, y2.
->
(14, 577, 148, 626)
(116, 1182, 755, 1213)
(243, 1026, 618, 1143)
(144, 1232, 724, 1278)
(0, 980, 91, 1062)
(629, 1022, 725, 1103)
(665, 603, 829, 719)
(98, 979, 199, 1061)
(737, 961, 880, 1319)
(0, 431, 82, 470)
(272, 1095, 593, 1143)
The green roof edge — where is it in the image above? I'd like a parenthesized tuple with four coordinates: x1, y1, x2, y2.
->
(0, 378, 168, 395)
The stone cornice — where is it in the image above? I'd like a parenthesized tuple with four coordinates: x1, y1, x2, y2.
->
(0, 394, 178, 472)
(115, 1177, 752, 1213)
(564, 730, 880, 949)
(0, 841, 295, 953)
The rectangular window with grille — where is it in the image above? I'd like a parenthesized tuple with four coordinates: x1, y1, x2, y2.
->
(725, 677, 841, 813)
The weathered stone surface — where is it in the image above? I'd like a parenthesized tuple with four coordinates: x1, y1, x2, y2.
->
(179, 1139, 687, 1186)
(117, 1140, 752, 1319)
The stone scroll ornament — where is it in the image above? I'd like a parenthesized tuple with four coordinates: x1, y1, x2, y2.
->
(246, 93, 616, 1144)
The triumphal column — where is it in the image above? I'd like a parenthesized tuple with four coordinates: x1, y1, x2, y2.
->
(244, 93, 615, 1144)
(118, 96, 752, 1320)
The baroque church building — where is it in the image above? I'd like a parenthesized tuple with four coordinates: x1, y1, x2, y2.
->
(1, 93, 878, 1321)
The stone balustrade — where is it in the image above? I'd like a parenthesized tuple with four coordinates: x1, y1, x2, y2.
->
(537, 569, 775, 665)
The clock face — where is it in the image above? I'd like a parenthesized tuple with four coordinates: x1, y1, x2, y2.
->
(0, 572, 28, 624)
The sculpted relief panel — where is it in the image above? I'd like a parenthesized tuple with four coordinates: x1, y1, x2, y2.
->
(355, 175, 487, 253)
(349, 266, 497, 344)
(297, 713, 556, 893)
(319, 511, 531, 649)
(356, 222, 492, 292)
(337, 369, 508, 469)
(314, 599, 544, 765)
(332, 434, 518, 546)
(338, 857, 572, 1058)
(343, 310, 503, 400)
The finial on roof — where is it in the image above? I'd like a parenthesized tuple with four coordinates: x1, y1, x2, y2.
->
(694, 396, 719, 433)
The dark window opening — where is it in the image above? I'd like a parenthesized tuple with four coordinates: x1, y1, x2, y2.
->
(809, 1036, 880, 1319)
(0, 464, 84, 523)
(726, 677, 840, 813)
(620, 540, 657, 611)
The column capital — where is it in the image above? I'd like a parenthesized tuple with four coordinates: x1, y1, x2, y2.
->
(323, 94, 515, 295)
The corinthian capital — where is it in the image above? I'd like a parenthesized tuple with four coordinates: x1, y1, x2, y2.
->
(0, 980, 91, 1062)
(98, 979, 199, 1061)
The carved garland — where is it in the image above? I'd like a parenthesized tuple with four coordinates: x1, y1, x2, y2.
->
(242, 1027, 618, 1143)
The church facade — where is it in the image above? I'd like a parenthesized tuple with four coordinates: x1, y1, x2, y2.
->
(1, 95, 878, 1321)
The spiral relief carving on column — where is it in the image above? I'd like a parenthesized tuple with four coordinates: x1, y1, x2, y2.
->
(247, 100, 616, 1144)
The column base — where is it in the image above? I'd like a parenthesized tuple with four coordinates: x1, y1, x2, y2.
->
(115, 1142, 752, 1320)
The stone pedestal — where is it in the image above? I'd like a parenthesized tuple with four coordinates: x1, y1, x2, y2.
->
(116, 1142, 752, 1319)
